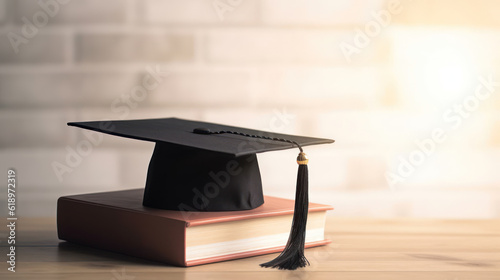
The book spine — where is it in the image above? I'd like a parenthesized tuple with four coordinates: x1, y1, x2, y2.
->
(57, 197, 188, 266)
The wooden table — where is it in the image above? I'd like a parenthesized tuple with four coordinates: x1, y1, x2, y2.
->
(2, 217, 499, 279)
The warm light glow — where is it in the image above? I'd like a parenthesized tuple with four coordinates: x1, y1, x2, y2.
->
(393, 29, 478, 108)
(424, 48, 470, 99)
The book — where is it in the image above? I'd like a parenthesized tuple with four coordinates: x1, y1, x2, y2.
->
(57, 189, 333, 267)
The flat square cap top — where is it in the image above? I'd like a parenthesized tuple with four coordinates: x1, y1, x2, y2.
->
(68, 118, 334, 157)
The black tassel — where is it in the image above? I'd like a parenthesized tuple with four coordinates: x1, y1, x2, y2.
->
(260, 152, 310, 270)
(197, 129, 313, 270)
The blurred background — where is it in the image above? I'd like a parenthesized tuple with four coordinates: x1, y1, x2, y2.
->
(0, 0, 499, 218)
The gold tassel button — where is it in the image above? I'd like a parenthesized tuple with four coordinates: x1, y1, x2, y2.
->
(296, 152, 308, 165)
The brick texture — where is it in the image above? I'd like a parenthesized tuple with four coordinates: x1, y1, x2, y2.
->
(142, 0, 259, 24)
(0, 148, 120, 190)
(0, 71, 140, 107)
(0, 109, 76, 147)
(14, 0, 128, 24)
(261, 0, 386, 26)
(118, 149, 152, 189)
(0, 32, 67, 63)
(75, 32, 195, 63)
(149, 70, 252, 106)
(206, 28, 390, 65)
(249, 67, 387, 108)
(394, 0, 500, 27)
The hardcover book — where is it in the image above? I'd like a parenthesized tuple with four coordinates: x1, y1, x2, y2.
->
(57, 189, 333, 267)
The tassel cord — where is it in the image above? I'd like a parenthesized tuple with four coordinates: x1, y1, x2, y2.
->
(259, 164, 309, 269)
(208, 129, 310, 270)
(211, 130, 304, 152)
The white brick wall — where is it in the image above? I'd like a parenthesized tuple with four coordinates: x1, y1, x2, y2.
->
(1, 0, 499, 218)
(75, 32, 195, 63)
(206, 28, 390, 65)
(149, 70, 253, 106)
(261, 0, 386, 26)
(394, 0, 500, 27)
(0, 31, 68, 63)
(0, 109, 76, 147)
(143, 0, 259, 24)
(0, 148, 120, 190)
(118, 148, 153, 189)
(398, 150, 500, 188)
(0, 71, 140, 107)
(248, 66, 387, 109)
(14, 0, 128, 25)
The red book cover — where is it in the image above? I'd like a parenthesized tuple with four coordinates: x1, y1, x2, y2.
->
(57, 189, 333, 267)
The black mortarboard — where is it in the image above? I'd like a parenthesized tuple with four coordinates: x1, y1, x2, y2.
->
(68, 117, 334, 270)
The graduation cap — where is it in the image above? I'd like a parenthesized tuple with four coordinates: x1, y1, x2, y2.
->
(68, 117, 334, 270)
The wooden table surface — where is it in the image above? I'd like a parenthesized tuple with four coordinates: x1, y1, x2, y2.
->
(1, 217, 499, 280)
